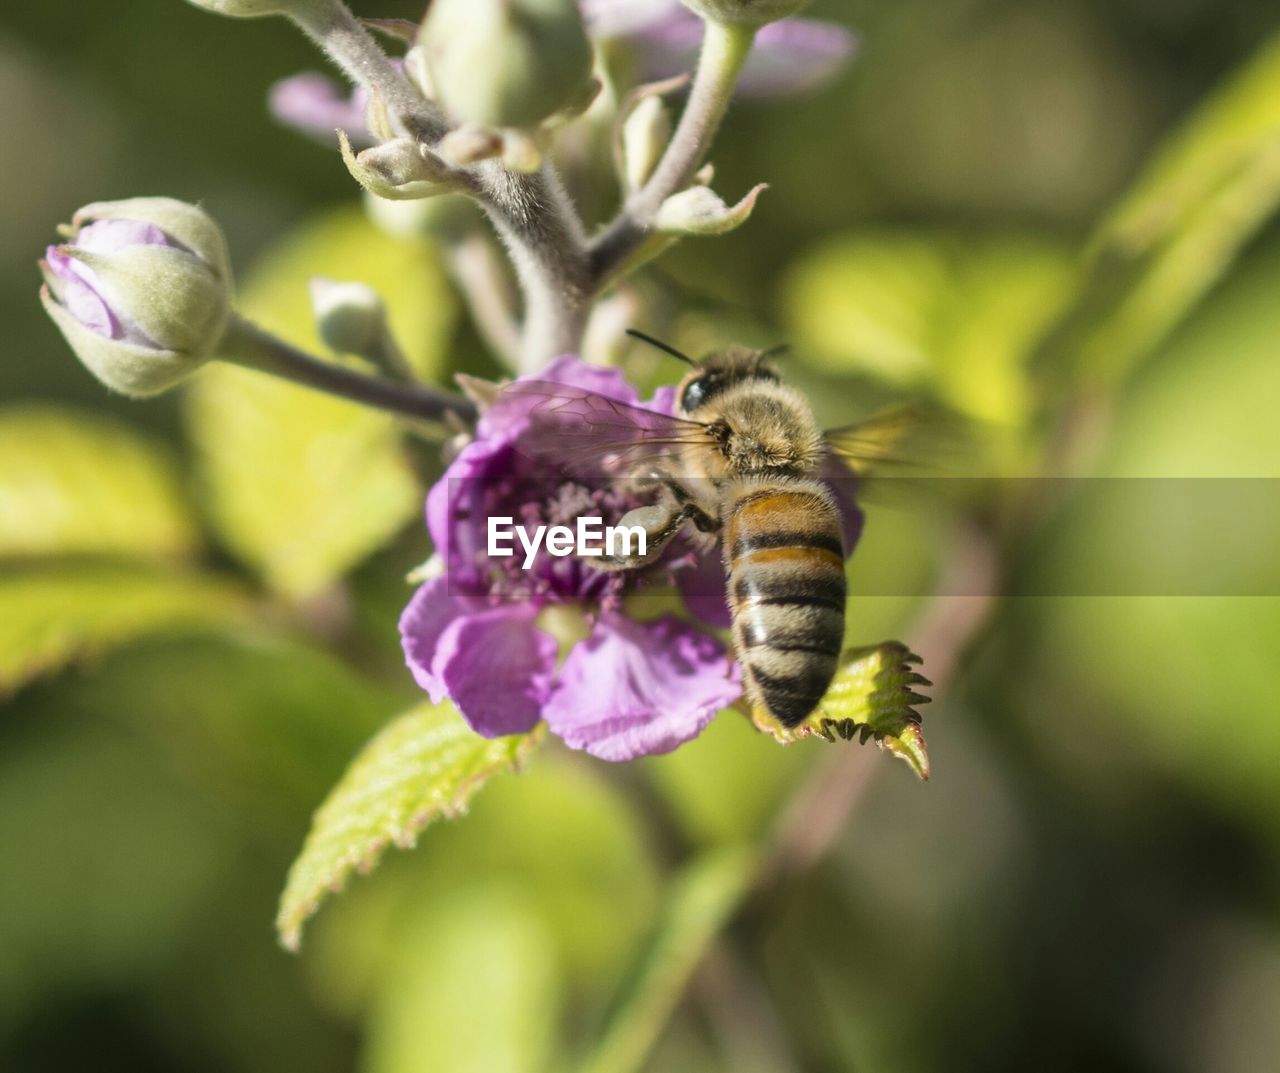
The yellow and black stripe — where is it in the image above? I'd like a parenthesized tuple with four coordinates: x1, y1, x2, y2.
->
(725, 483, 847, 727)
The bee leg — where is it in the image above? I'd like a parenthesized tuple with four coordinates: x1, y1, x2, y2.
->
(587, 500, 697, 572)
(660, 476, 721, 534)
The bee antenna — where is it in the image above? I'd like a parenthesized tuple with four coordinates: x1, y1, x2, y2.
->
(760, 342, 790, 360)
(626, 328, 695, 366)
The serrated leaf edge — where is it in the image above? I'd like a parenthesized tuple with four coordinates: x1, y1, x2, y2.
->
(276, 717, 545, 951)
(750, 641, 933, 779)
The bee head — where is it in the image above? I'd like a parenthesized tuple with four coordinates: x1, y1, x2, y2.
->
(678, 346, 781, 415)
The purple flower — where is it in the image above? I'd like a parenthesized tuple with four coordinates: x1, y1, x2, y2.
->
(40, 197, 232, 397)
(584, 0, 857, 98)
(399, 356, 743, 761)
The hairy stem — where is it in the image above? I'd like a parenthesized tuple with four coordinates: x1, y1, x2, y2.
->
(219, 316, 477, 424)
(590, 19, 756, 283)
(476, 162, 593, 372)
(288, 0, 447, 142)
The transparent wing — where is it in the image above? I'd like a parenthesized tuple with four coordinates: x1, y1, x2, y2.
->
(499, 380, 716, 477)
(824, 403, 934, 475)
(824, 402, 981, 514)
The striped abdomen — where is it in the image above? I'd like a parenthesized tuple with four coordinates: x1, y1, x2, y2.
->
(725, 482, 847, 727)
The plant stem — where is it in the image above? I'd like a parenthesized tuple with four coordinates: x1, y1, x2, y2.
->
(288, 0, 448, 142)
(589, 19, 756, 283)
(477, 163, 594, 372)
(218, 316, 477, 425)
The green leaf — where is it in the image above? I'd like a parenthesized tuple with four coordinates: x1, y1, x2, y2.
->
(276, 703, 543, 951)
(582, 848, 757, 1073)
(0, 406, 197, 560)
(1031, 238, 1280, 830)
(1041, 31, 1280, 386)
(783, 230, 1074, 424)
(56, 631, 403, 820)
(188, 206, 455, 598)
(0, 564, 247, 697)
(303, 751, 662, 1022)
(364, 884, 563, 1073)
(751, 641, 932, 779)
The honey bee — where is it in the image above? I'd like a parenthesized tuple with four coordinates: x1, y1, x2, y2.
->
(504, 331, 909, 730)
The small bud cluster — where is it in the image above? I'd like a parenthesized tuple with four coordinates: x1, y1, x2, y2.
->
(41, 0, 855, 395)
(423, 0, 599, 172)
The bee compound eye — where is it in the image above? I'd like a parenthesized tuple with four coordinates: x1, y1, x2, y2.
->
(681, 375, 710, 412)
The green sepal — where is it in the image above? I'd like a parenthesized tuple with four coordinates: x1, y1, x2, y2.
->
(73, 196, 232, 283)
(338, 131, 450, 201)
(655, 182, 767, 236)
(59, 244, 229, 356)
(40, 286, 209, 398)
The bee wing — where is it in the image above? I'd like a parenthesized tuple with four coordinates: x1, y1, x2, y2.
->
(824, 403, 982, 515)
(499, 380, 715, 477)
(824, 404, 929, 475)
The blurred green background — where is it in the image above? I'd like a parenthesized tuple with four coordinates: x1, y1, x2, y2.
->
(5, 1, 1280, 1071)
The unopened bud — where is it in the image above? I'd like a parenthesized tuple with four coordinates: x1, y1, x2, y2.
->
(40, 197, 232, 397)
(338, 131, 449, 200)
(309, 278, 389, 358)
(420, 0, 595, 130)
(622, 95, 671, 191)
(438, 126, 505, 166)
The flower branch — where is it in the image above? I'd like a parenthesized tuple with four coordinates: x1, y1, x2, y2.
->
(306, 0, 594, 369)
(220, 315, 477, 425)
(589, 18, 756, 283)
(284, 0, 449, 143)
(475, 162, 594, 371)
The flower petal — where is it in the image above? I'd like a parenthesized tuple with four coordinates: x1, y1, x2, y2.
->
(620, 10, 857, 99)
(437, 604, 558, 737)
(478, 353, 644, 440)
(675, 544, 733, 629)
(544, 613, 740, 760)
(430, 355, 651, 561)
(269, 71, 371, 145)
(76, 218, 173, 254)
(45, 247, 117, 338)
(647, 383, 679, 415)
(741, 19, 858, 98)
(398, 575, 483, 703)
(425, 436, 514, 578)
